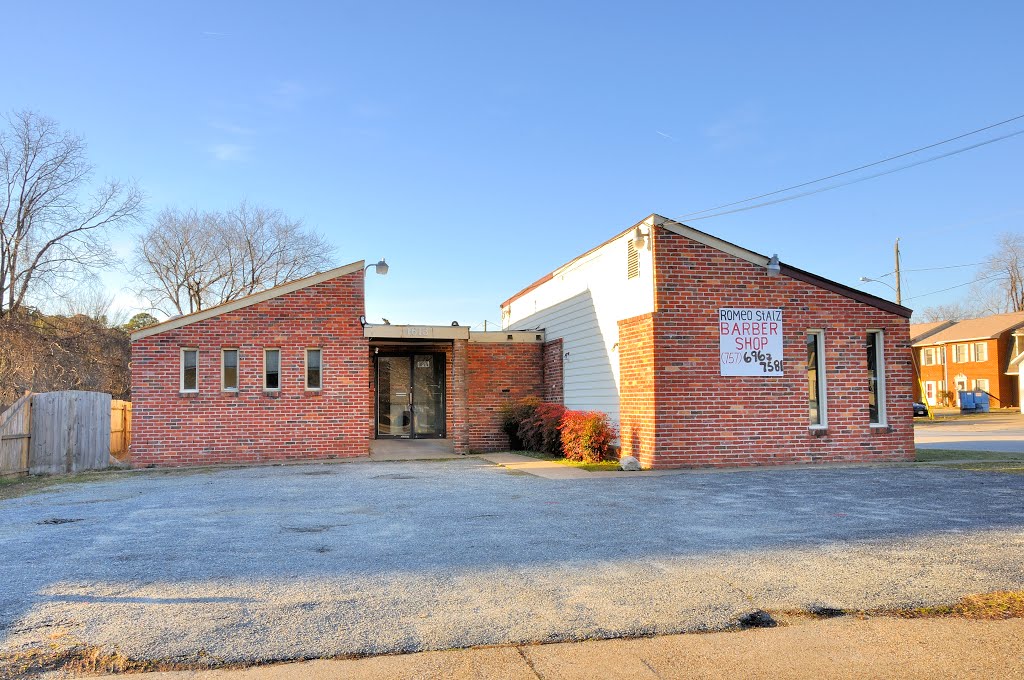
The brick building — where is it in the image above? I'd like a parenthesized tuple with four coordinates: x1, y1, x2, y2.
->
(502, 214, 914, 468)
(130, 262, 559, 466)
(131, 213, 914, 469)
(911, 312, 1024, 409)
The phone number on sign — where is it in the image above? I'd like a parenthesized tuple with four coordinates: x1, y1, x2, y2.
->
(721, 351, 783, 373)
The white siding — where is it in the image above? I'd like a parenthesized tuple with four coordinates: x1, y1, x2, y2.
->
(502, 225, 656, 426)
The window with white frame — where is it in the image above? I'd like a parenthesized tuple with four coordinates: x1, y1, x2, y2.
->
(222, 349, 239, 391)
(806, 331, 827, 427)
(867, 331, 886, 425)
(973, 378, 990, 392)
(970, 342, 988, 362)
(264, 349, 280, 390)
(952, 343, 968, 363)
(938, 346, 946, 364)
(181, 349, 198, 392)
(305, 348, 322, 390)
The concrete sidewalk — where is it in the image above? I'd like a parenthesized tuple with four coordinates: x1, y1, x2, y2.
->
(97, 616, 1024, 679)
(477, 452, 595, 479)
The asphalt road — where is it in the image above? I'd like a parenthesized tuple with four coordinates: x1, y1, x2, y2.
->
(915, 411, 1024, 453)
(1, 460, 1023, 668)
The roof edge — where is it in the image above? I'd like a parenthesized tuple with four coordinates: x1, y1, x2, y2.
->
(500, 215, 654, 309)
(131, 260, 366, 341)
(909, 320, 956, 344)
(499, 212, 913, 319)
(656, 216, 913, 319)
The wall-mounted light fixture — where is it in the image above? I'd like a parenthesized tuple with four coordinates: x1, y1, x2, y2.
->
(365, 258, 389, 275)
(632, 226, 650, 251)
(766, 254, 781, 277)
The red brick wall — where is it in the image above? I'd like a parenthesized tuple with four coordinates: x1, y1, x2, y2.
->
(130, 272, 369, 467)
(542, 339, 564, 404)
(617, 313, 656, 467)
(452, 339, 470, 453)
(642, 227, 914, 468)
(466, 342, 544, 452)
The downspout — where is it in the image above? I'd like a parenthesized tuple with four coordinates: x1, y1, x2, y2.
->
(943, 342, 949, 405)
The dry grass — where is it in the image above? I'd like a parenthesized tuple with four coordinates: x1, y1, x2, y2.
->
(0, 645, 165, 679)
(896, 591, 1024, 620)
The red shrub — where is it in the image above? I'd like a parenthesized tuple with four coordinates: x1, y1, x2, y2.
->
(498, 396, 540, 450)
(559, 410, 617, 463)
(518, 402, 566, 456)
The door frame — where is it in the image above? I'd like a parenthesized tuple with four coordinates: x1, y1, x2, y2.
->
(374, 351, 447, 439)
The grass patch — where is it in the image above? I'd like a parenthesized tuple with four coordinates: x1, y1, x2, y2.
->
(914, 448, 1024, 462)
(0, 468, 139, 501)
(897, 591, 1024, 620)
(937, 462, 1024, 475)
(511, 450, 624, 472)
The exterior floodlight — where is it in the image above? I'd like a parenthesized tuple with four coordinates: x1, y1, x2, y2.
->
(365, 258, 389, 276)
(632, 227, 648, 250)
(766, 254, 781, 277)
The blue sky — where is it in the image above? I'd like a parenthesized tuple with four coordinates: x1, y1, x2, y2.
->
(7, 1, 1023, 325)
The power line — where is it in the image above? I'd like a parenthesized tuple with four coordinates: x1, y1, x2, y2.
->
(903, 272, 1003, 301)
(681, 129, 1024, 221)
(901, 262, 986, 273)
(874, 261, 985, 278)
(676, 112, 1024, 221)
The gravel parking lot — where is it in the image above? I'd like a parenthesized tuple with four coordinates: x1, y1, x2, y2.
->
(1, 459, 1023, 667)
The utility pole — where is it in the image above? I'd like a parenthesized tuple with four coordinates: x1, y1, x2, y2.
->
(894, 238, 902, 305)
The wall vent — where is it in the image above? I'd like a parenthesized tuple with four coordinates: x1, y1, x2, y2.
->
(627, 239, 640, 279)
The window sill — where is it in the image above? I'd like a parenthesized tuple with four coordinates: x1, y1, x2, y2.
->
(221, 389, 240, 396)
(808, 427, 828, 437)
(263, 390, 281, 398)
(870, 423, 892, 433)
(179, 391, 199, 397)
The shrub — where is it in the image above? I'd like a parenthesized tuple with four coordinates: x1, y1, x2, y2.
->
(498, 396, 540, 450)
(518, 402, 566, 456)
(559, 410, 617, 463)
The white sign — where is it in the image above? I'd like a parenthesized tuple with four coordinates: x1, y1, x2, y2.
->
(719, 308, 783, 376)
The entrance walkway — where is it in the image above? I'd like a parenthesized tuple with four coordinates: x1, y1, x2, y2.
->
(369, 439, 457, 461)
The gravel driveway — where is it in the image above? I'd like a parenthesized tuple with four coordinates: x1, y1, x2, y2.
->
(1, 459, 1023, 666)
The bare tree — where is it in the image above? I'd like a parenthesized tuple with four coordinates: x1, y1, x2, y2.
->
(916, 301, 979, 323)
(0, 110, 144, 317)
(972, 232, 1024, 314)
(132, 202, 335, 315)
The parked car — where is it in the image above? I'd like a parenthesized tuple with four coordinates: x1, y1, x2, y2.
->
(913, 401, 929, 417)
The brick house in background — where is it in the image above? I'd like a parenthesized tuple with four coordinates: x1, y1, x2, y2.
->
(131, 213, 914, 469)
(911, 311, 1024, 409)
(908, 320, 954, 402)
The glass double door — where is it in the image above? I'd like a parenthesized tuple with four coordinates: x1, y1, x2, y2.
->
(376, 353, 446, 438)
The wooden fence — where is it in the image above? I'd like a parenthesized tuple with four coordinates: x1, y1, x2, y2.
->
(110, 400, 132, 461)
(0, 393, 32, 477)
(0, 391, 130, 477)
